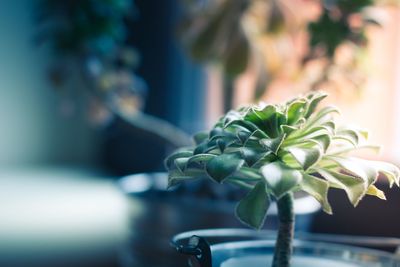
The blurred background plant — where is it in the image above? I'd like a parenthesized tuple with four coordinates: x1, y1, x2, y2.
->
(180, 0, 397, 111)
(34, 0, 191, 151)
(33, 0, 400, 173)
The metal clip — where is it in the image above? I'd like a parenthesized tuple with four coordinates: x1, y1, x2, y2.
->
(173, 235, 212, 267)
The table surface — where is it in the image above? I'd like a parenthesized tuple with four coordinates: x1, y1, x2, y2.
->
(3, 167, 400, 267)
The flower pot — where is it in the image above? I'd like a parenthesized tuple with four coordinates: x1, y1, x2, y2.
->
(172, 229, 400, 267)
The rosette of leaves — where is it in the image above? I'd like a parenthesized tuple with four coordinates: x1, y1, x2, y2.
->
(165, 91, 400, 267)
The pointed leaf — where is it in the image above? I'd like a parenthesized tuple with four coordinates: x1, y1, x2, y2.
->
(287, 100, 307, 125)
(304, 92, 328, 118)
(217, 139, 226, 152)
(310, 134, 331, 152)
(366, 185, 386, 200)
(228, 167, 263, 182)
(165, 150, 193, 169)
(281, 125, 298, 135)
(235, 182, 271, 229)
(209, 127, 234, 140)
(225, 119, 260, 133)
(187, 154, 217, 166)
(252, 152, 277, 169)
(206, 153, 245, 183)
(317, 169, 366, 206)
(168, 168, 205, 188)
(175, 158, 189, 172)
(223, 110, 243, 127)
(300, 174, 332, 214)
(245, 105, 286, 138)
(240, 147, 269, 167)
(259, 134, 285, 154)
(286, 145, 322, 171)
(193, 132, 209, 145)
(261, 161, 303, 198)
(334, 129, 359, 146)
(304, 106, 340, 130)
(327, 156, 378, 186)
(372, 161, 400, 187)
(237, 131, 252, 144)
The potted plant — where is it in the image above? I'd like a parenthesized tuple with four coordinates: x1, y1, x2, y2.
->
(165, 91, 400, 267)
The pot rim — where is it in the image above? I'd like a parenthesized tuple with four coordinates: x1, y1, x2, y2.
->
(172, 228, 400, 267)
(211, 239, 396, 258)
(172, 228, 400, 250)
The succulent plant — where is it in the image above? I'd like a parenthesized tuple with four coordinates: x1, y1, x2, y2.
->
(165, 91, 400, 267)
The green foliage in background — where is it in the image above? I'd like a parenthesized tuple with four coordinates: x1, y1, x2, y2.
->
(35, 0, 193, 148)
(181, 0, 388, 105)
(309, 0, 376, 57)
(35, 0, 135, 55)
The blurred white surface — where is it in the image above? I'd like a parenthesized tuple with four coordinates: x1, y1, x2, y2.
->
(0, 166, 129, 266)
(0, 0, 99, 166)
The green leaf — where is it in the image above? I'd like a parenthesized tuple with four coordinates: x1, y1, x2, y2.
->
(252, 153, 277, 169)
(193, 141, 217, 155)
(206, 153, 245, 183)
(175, 158, 189, 172)
(237, 131, 251, 144)
(366, 184, 386, 200)
(304, 106, 340, 130)
(228, 167, 263, 182)
(287, 100, 307, 125)
(245, 105, 286, 138)
(187, 154, 217, 166)
(317, 169, 367, 206)
(371, 161, 400, 187)
(322, 121, 336, 132)
(281, 125, 298, 135)
(259, 134, 285, 154)
(193, 132, 209, 145)
(310, 134, 331, 152)
(261, 161, 303, 198)
(286, 145, 322, 170)
(167, 168, 205, 188)
(335, 129, 360, 146)
(240, 146, 269, 167)
(304, 92, 328, 118)
(164, 150, 193, 169)
(235, 182, 270, 229)
(286, 125, 332, 142)
(300, 174, 332, 214)
(209, 127, 228, 139)
(225, 119, 260, 133)
(326, 156, 378, 186)
(217, 139, 226, 152)
(223, 110, 243, 127)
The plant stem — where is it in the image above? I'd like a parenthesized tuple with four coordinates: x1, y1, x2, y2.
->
(272, 192, 294, 267)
